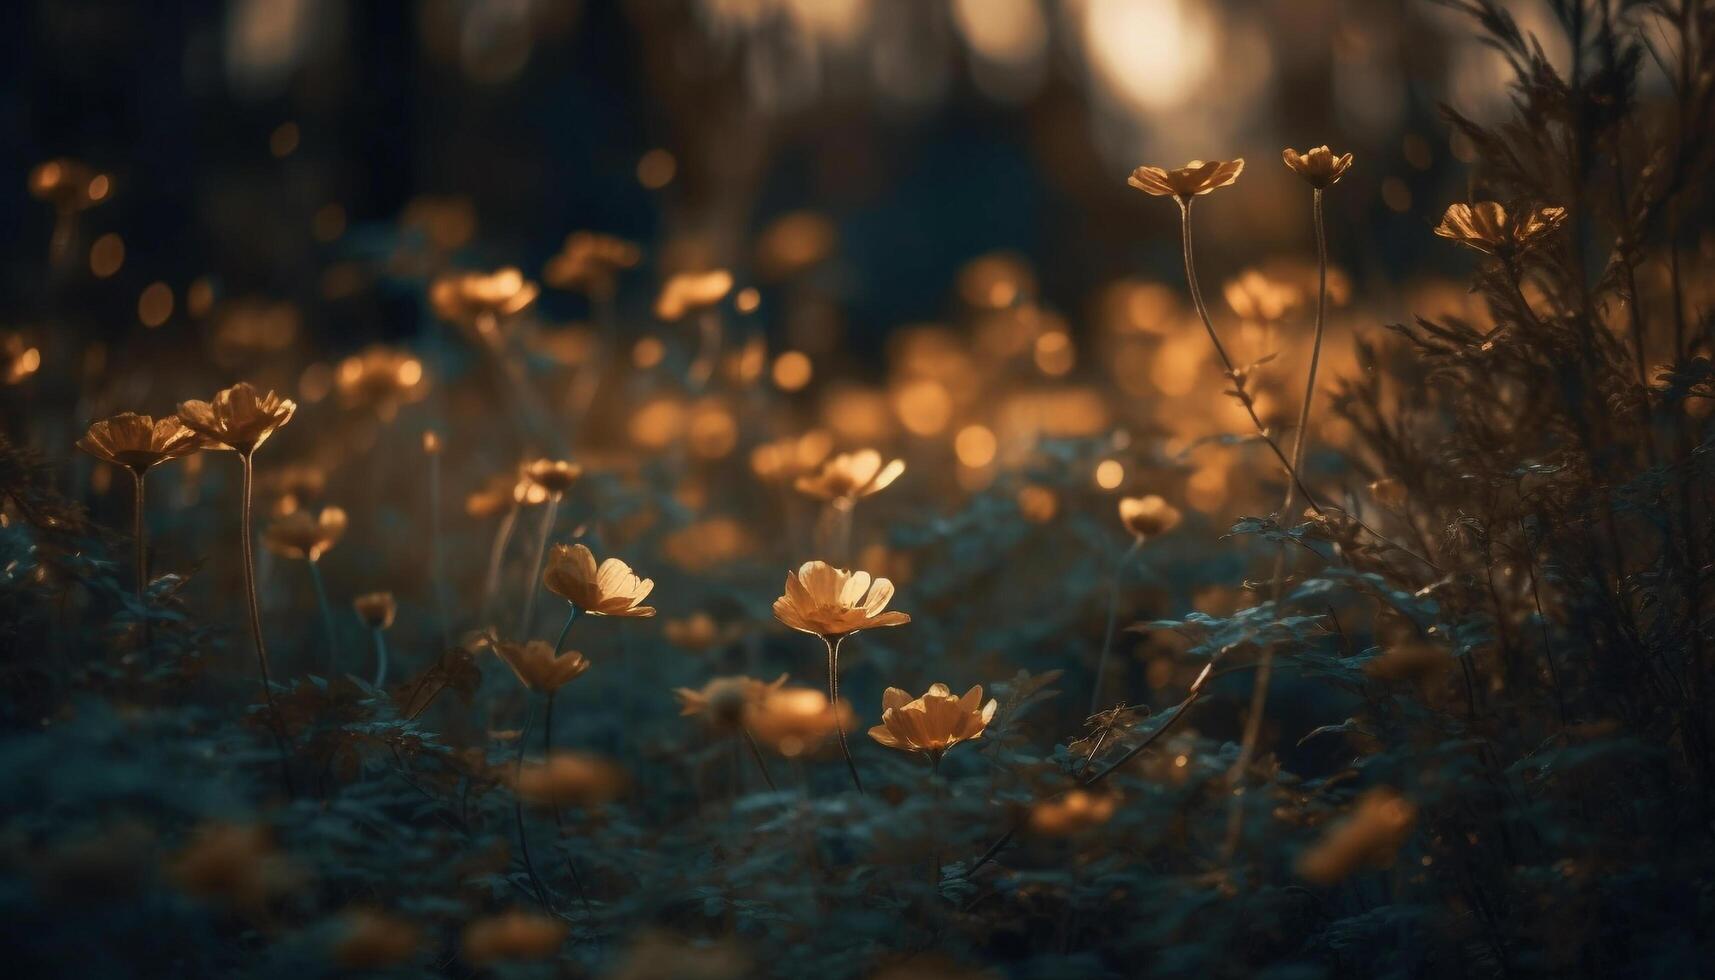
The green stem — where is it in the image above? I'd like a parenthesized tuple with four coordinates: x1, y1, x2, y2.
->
(1090, 537, 1144, 716)
(552, 605, 581, 656)
(132, 468, 150, 654)
(241, 452, 294, 798)
(823, 634, 863, 794)
(518, 493, 560, 638)
(307, 558, 341, 675)
(514, 697, 551, 910)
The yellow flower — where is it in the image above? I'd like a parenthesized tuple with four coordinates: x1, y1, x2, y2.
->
(461, 910, 568, 965)
(1127, 159, 1245, 199)
(1118, 495, 1182, 541)
(674, 674, 787, 730)
(772, 561, 911, 638)
(542, 543, 656, 617)
(654, 269, 733, 321)
(521, 458, 584, 497)
(352, 592, 397, 630)
(263, 506, 347, 561)
(1027, 789, 1119, 836)
(512, 751, 626, 807)
(746, 686, 855, 757)
(177, 382, 297, 454)
(544, 231, 641, 298)
(1433, 201, 1567, 257)
(489, 638, 590, 693)
(793, 449, 904, 505)
(867, 683, 997, 763)
(662, 611, 742, 652)
(1281, 145, 1354, 188)
(76, 412, 205, 473)
(429, 268, 539, 325)
(335, 345, 427, 418)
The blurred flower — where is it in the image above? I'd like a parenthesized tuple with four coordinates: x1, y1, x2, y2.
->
(401, 195, 476, 252)
(663, 612, 744, 652)
(1127, 159, 1244, 198)
(263, 463, 328, 513)
(1364, 641, 1451, 685)
(544, 231, 642, 298)
(543, 543, 656, 616)
(794, 449, 904, 505)
(747, 686, 855, 757)
(1016, 484, 1059, 523)
(430, 268, 539, 340)
(512, 751, 626, 807)
(461, 910, 568, 965)
(521, 458, 584, 497)
(332, 908, 421, 970)
(1028, 789, 1119, 836)
(29, 158, 110, 212)
(167, 824, 300, 913)
(1118, 495, 1182, 541)
(263, 506, 347, 561)
(353, 591, 397, 630)
(867, 683, 997, 764)
(209, 299, 299, 365)
(1, 333, 41, 385)
(1223, 270, 1302, 323)
(335, 345, 428, 419)
(661, 517, 754, 573)
(675, 674, 787, 730)
(755, 211, 837, 280)
(655, 269, 734, 321)
(1282, 146, 1354, 188)
(605, 930, 752, 980)
(773, 561, 911, 638)
(750, 430, 835, 482)
(76, 413, 205, 474)
(1296, 788, 1417, 885)
(490, 638, 590, 693)
(178, 382, 297, 454)
(958, 252, 1036, 309)
(1433, 202, 1567, 257)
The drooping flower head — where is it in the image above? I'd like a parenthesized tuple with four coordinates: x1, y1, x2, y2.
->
(1281, 146, 1354, 189)
(353, 591, 397, 630)
(521, 458, 584, 497)
(544, 231, 641, 299)
(76, 412, 206, 474)
(654, 269, 733, 321)
(867, 683, 997, 763)
(1118, 495, 1182, 541)
(542, 543, 656, 617)
(1127, 159, 1245, 199)
(263, 506, 347, 561)
(489, 638, 590, 693)
(177, 382, 297, 454)
(1433, 202, 1567, 258)
(674, 674, 788, 730)
(793, 449, 904, 505)
(773, 561, 911, 639)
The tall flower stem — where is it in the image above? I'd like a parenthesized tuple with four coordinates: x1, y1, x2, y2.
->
(370, 627, 389, 688)
(742, 727, 777, 792)
(552, 605, 581, 655)
(1090, 538, 1144, 716)
(830, 500, 855, 566)
(1176, 197, 1321, 514)
(518, 493, 561, 638)
(130, 468, 150, 653)
(307, 559, 341, 674)
(822, 634, 863, 794)
(543, 688, 593, 914)
(240, 451, 294, 798)
(428, 440, 452, 650)
(482, 503, 520, 626)
(514, 697, 551, 910)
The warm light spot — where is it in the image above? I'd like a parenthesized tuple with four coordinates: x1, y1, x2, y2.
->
(772, 350, 812, 391)
(396, 358, 424, 387)
(688, 403, 738, 458)
(270, 121, 300, 158)
(637, 148, 676, 189)
(735, 287, 761, 313)
(1381, 177, 1412, 213)
(1151, 334, 1204, 396)
(894, 378, 954, 437)
(1083, 0, 1216, 111)
(185, 277, 215, 317)
(422, 430, 441, 454)
(1174, 754, 1188, 768)
(138, 282, 174, 328)
(951, 0, 1047, 66)
(632, 336, 665, 369)
(313, 204, 346, 242)
(299, 362, 334, 403)
(1033, 330, 1074, 376)
(630, 397, 686, 450)
(1095, 458, 1124, 489)
(1016, 484, 1058, 523)
(954, 424, 997, 468)
(87, 174, 111, 201)
(89, 233, 125, 278)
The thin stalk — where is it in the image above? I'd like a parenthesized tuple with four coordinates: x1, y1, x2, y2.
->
(307, 559, 341, 675)
(823, 634, 863, 794)
(131, 467, 150, 653)
(742, 726, 778, 792)
(518, 493, 561, 638)
(240, 452, 294, 798)
(689, 309, 723, 392)
(544, 688, 593, 914)
(371, 627, 389, 688)
(831, 500, 855, 566)
(552, 605, 581, 656)
(514, 697, 551, 910)
(428, 441, 451, 650)
(1090, 538, 1144, 715)
(481, 503, 520, 626)
(1176, 197, 1322, 515)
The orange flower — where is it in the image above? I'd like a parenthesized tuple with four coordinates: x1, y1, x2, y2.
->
(177, 382, 296, 454)
(521, 458, 584, 497)
(1127, 159, 1245, 199)
(772, 561, 910, 638)
(76, 413, 205, 473)
(654, 269, 733, 321)
(674, 674, 787, 730)
(1433, 202, 1567, 257)
(490, 638, 590, 693)
(544, 231, 641, 298)
(1118, 495, 1182, 541)
(332, 908, 421, 970)
(429, 268, 539, 326)
(793, 449, 904, 505)
(663, 612, 743, 652)
(263, 506, 347, 561)
(168, 823, 300, 913)
(1028, 789, 1119, 836)
(335, 345, 427, 418)
(352, 591, 397, 630)
(542, 543, 656, 617)
(746, 686, 856, 757)
(867, 683, 997, 763)
(1281, 145, 1354, 188)
(461, 910, 568, 965)
(1296, 788, 1417, 885)
(512, 751, 626, 807)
